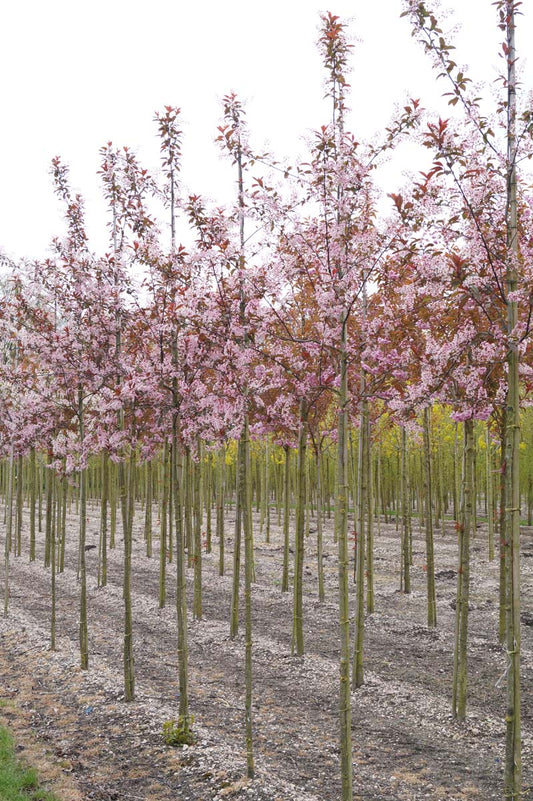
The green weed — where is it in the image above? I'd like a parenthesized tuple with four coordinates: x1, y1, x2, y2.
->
(162, 715, 195, 747)
(0, 727, 60, 801)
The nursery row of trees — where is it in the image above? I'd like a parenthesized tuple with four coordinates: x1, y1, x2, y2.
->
(1, 2, 532, 798)
(2, 412, 533, 638)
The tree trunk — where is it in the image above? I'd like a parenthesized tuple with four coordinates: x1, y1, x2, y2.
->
(452, 418, 473, 719)
(353, 391, 368, 688)
(15, 455, 23, 557)
(172, 413, 191, 736)
(230, 445, 242, 639)
(193, 449, 203, 620)
(145, 459, 153, 558)
(3, 430, 15, 618)
(282, 445, 291, 593)
(240, 418, 255, 779)
(264, 437, 271, 543)
(78, 388, 88, 670)
(123, 450, 135, 701)
(217, 447, 226, 576)
(316, 443, 325, 602)
(365, 411, 374, 614)
(160, 441, 169, 608)
(486, 423, 495, 562)
(336, 321, 353, 801)
(401, 426, 411, 593)
(50, 470, 56, 651)
(499, 412, 507, 645)
(29, 448, 36, 562)
(99, 451, 109, 587)
(423, 407, 437, 628)
(292, 402, 307, 656)
(504, 6, 522, 794)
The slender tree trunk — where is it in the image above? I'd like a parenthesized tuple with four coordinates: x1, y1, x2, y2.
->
(193, 449, 203, 620)
(29, 448, 36, 562)
(38, 457, 43, 534)
(453, 423, 459, 523)
(527, 476, 533, 526)
(45, 454, 53, 569)
(401, 426, 411, 593)
(336, 320, 353, 801)
(282, 445, 291, 593)
(233, 125, 255, 777)
(50, 471, 56, 651)
(316, 444, 325, 602)
(3, 431, 15, 618)
(123, 450, 135, 701)
(167, 445, 174, 564)
(78, 388, 88, 670)
(15, 455, 23, 557)
(264, 437, 271, 543)
(160, 441, 169, 608)
(184, 447, 193, 567)
(423, 407, 437, 628)
(452, 418, 473, 719)
(59, 469, 67, 574)
(230, 449, 242, 639)
(172, 410, 191, 736)
(110, 461, 116, 550)
(499, 413, 508, 644)
(486, 423, 495, 562)
(217, 447, 226, 576)
(365, 411, 374, 614)
(99, 451, 109, 587)
(504, 6, 522, 794)
(206, 453, 212, 554)
(240, 418, 255, 778)
(292, 402, 307, 656)
(145, 459, 153, 558)
(353, 391, 367, 688)
(376, 444, 382, 538)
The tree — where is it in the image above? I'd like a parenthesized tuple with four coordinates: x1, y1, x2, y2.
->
(399, 1, 532, 792)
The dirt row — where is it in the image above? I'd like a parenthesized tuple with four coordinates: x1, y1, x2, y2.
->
(0, 502, 532, 800)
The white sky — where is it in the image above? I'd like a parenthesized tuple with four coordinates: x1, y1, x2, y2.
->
(1, 0, 532, 262)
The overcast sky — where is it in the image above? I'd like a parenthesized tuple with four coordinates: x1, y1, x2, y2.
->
(2, 0, 532, 262)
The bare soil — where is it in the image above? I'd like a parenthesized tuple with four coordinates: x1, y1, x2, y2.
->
(0, 500, 532, 801)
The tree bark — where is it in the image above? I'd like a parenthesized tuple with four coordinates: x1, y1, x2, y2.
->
(423, 407, 437, 628)
(282, 445, 291, 593)
(336, 320, 353, 801)
(292, 402, 308, 656)
(452, 418, 473, 719)
(78, 387, 88, 670)
(504, 6, 522, 794)
(401, 426, 411, 593)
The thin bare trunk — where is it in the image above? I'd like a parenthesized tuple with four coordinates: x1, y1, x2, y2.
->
(423, 408, 437, 628)
(504, 6, 521, 793)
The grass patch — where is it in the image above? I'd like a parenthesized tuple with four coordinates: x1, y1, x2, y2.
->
(0, 726, 60, 801)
